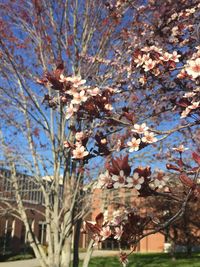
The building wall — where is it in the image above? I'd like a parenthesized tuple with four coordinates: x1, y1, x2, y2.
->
(91, 188, 165, 252)
(0, 168, 165, 254)
(0, 202, 46, 254)
(140, 232, 164, 252)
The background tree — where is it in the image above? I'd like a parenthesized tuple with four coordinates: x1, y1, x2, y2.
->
(0, 0, 200, 267)
(147, 175, 200, 257)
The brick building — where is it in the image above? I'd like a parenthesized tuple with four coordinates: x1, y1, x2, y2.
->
(0, 168, 165, 255)
(89, 188, 165, 252)
(0, 168, 49, 254)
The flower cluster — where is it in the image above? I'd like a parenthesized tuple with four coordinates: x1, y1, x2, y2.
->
(150, 169, 169, 189)
(185, 58, 200, 79)
(38, 64, 116, 121)
(84, 209, 153, 267)
(176, 90, 200, 119)
(96, 169, 144, 191)
(72, 144, 89, 159)
(83, 212, 124, 247)
(132, 47, 181, 75)
(126, 123, 157, 152)
(96, 156, 154, 196)
(64, 131, 89, 160)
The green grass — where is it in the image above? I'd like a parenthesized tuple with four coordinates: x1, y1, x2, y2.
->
(81, 253, 200, 267)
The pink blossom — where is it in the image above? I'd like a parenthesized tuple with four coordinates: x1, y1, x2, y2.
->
(100, 226, 112, 241)
(183, 92, 196, 98)
(172, 145, 188, 153)
(66, 76, 86, 87)
(115, 139, 122, 152)
(59, 74, 66, 83)
(67, 87, 78, 96)
(75, 131, 84, 141)
(170, 51, 181, 62)
(142, 131, 157, 143)
(171, 26, 179, 36)
(71, 90, 88, 105)
(153, 176, 169, 188)
(141, 46, 162, 53)
(126, 172, 144, 190)
(104, 103, 113, 110)
(143, 58, 156, 71)
(112, 170, 126, 188)
(100, 138, 107, 144)
(97, 171, 112, 188)
(88, 87, 100, 96)
(132, 123, 149, 134)
(134, 54, 149, 67)
(159, 52, 171, 62)
(63, 140, 70, 148)
(138, 75, 147, 85)
(72, 145, 89, 159)
(152, 170, 169, 189)
(188, 101, 199, 110)
(127, 137, 141, 152)
(180, 107, 191, 118)
(114, 226, 123, 240)
(65, 104, 78, 119)
(185, 58, 200, 79)
(177, 69, 187, 79)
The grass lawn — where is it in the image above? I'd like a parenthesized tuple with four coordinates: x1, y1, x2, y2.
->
(82, 253, 200, 267)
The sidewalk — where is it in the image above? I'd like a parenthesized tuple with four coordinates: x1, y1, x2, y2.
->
(0, 250, 123, 267)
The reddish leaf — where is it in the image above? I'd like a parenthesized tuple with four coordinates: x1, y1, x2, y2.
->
(134, 166, 151, 178)
(166, 164, 181, 172)
(95, 212, 104, 227)
(179, 173, 195, 188)
(54, 61, 64, 79)
(33, 127, 39, 138)
(85, 221, 101, 235)
(177, 159, 184, 168)
(192, 152, 200, 166)
(176, 98, 190, 108)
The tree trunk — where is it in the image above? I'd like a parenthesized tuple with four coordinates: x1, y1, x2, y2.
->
(82, 240, 94, 267)
(186, 244, 192, 257)
(61, 236, 72, 267)
(73, 218, 82, 267)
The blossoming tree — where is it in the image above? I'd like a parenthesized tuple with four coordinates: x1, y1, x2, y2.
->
(0, 0, 200, 267)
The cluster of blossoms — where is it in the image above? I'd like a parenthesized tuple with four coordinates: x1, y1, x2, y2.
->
(83, 208, 154, 267)
(37, 63, 116, 121)
(178, 47, 200, 80)
(64, 131, 89, 159)
(176, 47, 200, 118)
(167, 5, 199, 25)
(185, 57, 200, 80)
(165, 3, 200, 45)
(82, 212, 124, 247)
(127, 123, 157, 152)
(132, 46, 181, 76)
(150, 169, 169, 189)
(96, 155, 170, 193)
(97, 169, 145, 192)
(59, 75, 103, 119)
(176, 87, 200, 119)
(180, 100, 200, 118)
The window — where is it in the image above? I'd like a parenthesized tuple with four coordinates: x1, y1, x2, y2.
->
(38, 222, 47, 245)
